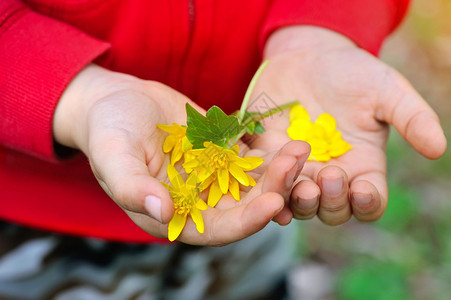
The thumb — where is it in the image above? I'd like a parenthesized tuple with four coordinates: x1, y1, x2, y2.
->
(90, 145, 174, 224)
(379, 70, 447, 159)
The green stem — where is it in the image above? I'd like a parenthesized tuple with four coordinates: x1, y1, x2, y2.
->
(227, 128, 248, 148)
(238, 60, 270, 123)
(251, 101, 298, 122)
(228, 100, 298, 148)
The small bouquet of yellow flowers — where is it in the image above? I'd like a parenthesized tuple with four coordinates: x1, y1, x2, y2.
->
(157, 61, 351, 241)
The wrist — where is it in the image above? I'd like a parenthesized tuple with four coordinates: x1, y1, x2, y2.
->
(263, 25, 356, 59)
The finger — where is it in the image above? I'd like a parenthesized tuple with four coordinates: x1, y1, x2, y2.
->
(242, 155, 296, 202)
(261, 141, 310, 193)
(217, 141, 310, 210)
(260, 155, 297, 225)
(262, 141, 311, 225)
(290, 175, 321, 220)
(90, 138, 174, 224)
(246, 140, 311, 173)
(177, 192, 285, 246)
(246, 127, 291, 152)
(350, 174, 386, 222)
(317, 165, 351, 225)
(379, 69, 447, 159)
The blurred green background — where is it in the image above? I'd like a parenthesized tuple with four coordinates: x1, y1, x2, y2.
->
(289, 1, 451, 299)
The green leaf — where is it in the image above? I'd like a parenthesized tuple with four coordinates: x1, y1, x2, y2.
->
(254, 122, 265, 134)
(186, 103, 241, 149)
(241, 111, 266, 135)
(245, 122, 256, 135)
(245, 121, 265, 135)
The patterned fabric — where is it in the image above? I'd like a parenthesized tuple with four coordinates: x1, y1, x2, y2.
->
(0, 221, 295, 300)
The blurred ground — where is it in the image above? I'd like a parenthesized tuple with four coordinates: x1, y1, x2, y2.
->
(288, 1, 451, 299)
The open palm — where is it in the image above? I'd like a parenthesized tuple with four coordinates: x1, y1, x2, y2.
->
(249, 31, 446, 225)
(54, 65, 309, 245)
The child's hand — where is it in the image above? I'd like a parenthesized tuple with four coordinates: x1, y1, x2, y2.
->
(52, 64, 310, 245)
(248, 26, 447, 226)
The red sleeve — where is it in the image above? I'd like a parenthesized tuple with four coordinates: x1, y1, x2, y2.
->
(0, 0, 110, 161)
(261, 0, 411, 56)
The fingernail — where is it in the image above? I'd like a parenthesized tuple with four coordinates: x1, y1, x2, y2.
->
(353, 193, 372, 207)
(286, 165, 297, 187)
(144, 195, 162, 223)
(322, 177, 343, 197)
(296, 196, 317, 209)
(297, 153, 310, 170)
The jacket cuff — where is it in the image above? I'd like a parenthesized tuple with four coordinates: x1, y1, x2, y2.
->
(0, 1, 110, 161)
(261, 0, 410, 56)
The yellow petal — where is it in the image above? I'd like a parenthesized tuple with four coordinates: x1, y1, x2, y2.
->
(315, 113, 336, 137)
(197, 167, 215, 182)
(289, 104, 310, 122)
(198, 174, 216, 191)
(287, 119, 313, 141)
(170, 144, 183, 165)
(208, 180, 223, 207)
(229, 177, 240, 201)
(186, 172, 198, 188)
(168, 212, 186, 241)
(330, 131, 343, 143)
(159, 123, 186, 135)
(183, 157, 201, 171)
(309, 138, 329, 154)
(187, 148, 204, 156)
(181, 136, 193, 152)
(308, 153, 331, 162)
(183, 151, 196, 168)
(311, 123, 327, 139)
(161, 182, 172, 190)
(246, 173, 257, 186)
(196, 199, 208, 210)
(231, 144, 240, 154)
(161, 182, 174, 194)
(190, 208, 204, 234)
(167, 164, 184, 188)
(240, 156, 263, 171)
(203, 141, 214, 148)
(329, 140, 352, 157)
(163, 135, 177, 153)
(231, 156, 252, 169)
(229, 163, 249, 186)
(218, 168, 229, 194)
(157, 124, 177, 134)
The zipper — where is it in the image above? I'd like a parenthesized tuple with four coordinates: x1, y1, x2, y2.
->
(176, 0, 196, 91)
(188, 0, 195, 36)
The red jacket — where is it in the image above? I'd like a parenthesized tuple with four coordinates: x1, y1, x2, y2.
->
(0, 0, 410, 243)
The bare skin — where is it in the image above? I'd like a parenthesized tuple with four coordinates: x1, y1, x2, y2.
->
(249, 26, 447, 226)
(52, 25, 446, 244)
(53, 64, 310, 246)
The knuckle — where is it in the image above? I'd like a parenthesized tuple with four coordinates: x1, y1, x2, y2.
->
(318, 213, 351, 226)
(318, 205, 352, 226)
(354, 207, 384, 222)
(352, 197, 384, 222)
(321, 199, 349, 213)
(293, 211, 316, 220)
(110, 183, 144, 213)
(291, 201, 318, 220)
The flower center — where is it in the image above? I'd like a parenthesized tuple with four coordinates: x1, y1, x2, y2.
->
(173, 187, 198, 216)
(208, 151, 228, 169)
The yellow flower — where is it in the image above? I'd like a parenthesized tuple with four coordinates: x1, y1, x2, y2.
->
(183, 142, 263, 207)
(162, 164, 208, 241)
(287, 104, 352, 162)
(157, 123, 193, 165)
